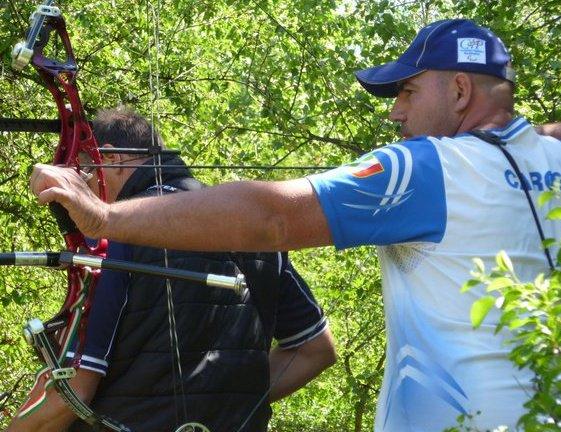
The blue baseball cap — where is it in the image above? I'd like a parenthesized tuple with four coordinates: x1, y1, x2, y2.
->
(355, 19, 515, 98)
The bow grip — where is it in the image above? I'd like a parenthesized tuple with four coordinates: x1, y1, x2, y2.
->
(49, 202, 78, 236)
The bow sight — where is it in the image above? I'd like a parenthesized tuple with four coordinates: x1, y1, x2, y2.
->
(12, 2, 65, 72)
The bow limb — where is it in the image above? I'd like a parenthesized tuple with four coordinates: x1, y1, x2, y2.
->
(22, 0, 107, 362)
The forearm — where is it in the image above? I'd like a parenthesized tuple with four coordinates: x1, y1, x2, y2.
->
(6, 370, 100, 432)
(104, 179, 331, 252)
(6, 388, 76, 432)
(268, 330, 336, 402)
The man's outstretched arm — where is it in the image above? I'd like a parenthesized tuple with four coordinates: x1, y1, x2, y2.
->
(30, 164, 332, 252)
(6, 369, 101, 432)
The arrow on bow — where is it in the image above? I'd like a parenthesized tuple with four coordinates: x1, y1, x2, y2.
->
(0, 118, 335, 171)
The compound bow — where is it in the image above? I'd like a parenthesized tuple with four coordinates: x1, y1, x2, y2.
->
(4, 2, 244, 431)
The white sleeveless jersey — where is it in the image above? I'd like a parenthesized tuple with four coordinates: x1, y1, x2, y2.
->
(309, 117, 561, 431)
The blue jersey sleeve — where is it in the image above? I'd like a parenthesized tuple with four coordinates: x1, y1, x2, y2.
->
(67, 241, 131, 375)
(308, 137, 447, 249)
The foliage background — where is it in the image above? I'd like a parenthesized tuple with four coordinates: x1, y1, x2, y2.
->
(0, 0, 559, 430)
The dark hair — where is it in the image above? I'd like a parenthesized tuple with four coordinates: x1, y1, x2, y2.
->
(92, 105, 165, 150)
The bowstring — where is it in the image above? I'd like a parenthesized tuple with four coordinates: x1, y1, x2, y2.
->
(144, 4, 331, 431)
(147, 0, 189, 426)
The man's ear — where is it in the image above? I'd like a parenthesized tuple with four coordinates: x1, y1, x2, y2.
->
(101, 143, 121, 169)
(452, 72, 473, 113)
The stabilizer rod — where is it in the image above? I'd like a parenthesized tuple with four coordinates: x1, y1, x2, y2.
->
(0, 251, 246, 293)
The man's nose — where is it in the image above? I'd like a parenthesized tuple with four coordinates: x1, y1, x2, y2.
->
(389, 99, 406, 123)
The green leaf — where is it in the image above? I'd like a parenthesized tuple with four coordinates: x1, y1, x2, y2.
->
(470, 296, 496, 328)
(461, 278, 481, 293)
(542, 238, 556, 249)
(546, 207, 561, 220)
(486, 277, 513, 292)
(496, 250, 514, 273)
(508, 318, 530, 330)
(537, 190, 556, 207)
(472, 257, 485, 274)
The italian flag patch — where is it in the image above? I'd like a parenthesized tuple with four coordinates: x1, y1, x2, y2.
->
(348, 154, 384, 178)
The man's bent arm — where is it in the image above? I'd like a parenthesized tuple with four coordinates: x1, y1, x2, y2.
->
(6, 369, 101, 432)
(268, 328, 336, 402)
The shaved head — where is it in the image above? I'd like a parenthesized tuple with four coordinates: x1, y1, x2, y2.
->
(470, 73, 514, 113)
(435, 71, 514, 113)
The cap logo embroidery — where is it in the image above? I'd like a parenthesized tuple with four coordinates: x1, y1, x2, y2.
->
(457, 38, 486, 64)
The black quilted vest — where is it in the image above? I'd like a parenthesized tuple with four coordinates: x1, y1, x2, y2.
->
(71, 157, 280, 432)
